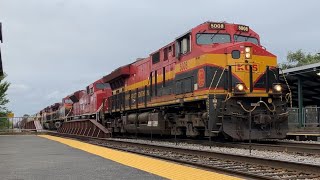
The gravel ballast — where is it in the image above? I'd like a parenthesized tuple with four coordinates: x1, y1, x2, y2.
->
(111, 138, 320, 166)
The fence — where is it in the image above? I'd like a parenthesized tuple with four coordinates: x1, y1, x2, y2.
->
(0, 117, 23, 131)
(288, 107, 320, 128)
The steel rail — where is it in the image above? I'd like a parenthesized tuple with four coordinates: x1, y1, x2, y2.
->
(112, 136, 320, 155)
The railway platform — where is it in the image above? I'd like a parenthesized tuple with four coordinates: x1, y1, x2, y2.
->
(0, 135, 241, 180)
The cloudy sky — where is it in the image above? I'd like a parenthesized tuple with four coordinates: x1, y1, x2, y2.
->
(1, 0, 319, 116)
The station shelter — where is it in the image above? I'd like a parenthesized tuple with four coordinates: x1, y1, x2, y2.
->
(281, 62, 320, 139)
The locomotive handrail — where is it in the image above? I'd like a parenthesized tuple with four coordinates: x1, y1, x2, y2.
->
(208, 69, 218, 92)
(207, 66, 230, 112)
(65, 106, 73, 120)
(208, 66, 228, 98)
(237, 100, 276, 113)
(95, 104, 103, 121)
(213, 67, 227, 93)
(280, 68, 293, 108)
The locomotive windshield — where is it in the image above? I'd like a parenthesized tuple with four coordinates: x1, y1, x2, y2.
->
(64, 99, 72, 104)
(196, 33, 231, 45)
(96, 83, 110, 90)
(234, 35, 259, 45)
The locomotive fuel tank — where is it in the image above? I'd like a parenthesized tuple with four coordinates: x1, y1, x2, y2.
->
(123, 112, 170, 135)
(138, 112, 150, 124)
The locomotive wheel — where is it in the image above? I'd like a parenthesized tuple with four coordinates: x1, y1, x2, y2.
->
(54, 121, 62, 129)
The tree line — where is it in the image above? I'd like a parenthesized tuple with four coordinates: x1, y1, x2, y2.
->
(279, 50, 320, 69)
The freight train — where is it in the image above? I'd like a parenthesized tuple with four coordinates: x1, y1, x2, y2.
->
(34, 22, 289, 140)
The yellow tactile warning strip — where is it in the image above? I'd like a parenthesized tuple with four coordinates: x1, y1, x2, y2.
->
(39, 135, 242, 180)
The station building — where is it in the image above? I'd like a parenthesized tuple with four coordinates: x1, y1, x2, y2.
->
(281, 62, 320, 140)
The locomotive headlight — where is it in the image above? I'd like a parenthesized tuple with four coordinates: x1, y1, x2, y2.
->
(272, 83, 282, 94)
(245, 47, 251, 59)
(236, 84, 244, 91)
(274, 84, 282, 92)
(234, 83, 245, 95)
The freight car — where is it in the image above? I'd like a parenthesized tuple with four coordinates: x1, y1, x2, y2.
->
(102, 21, 289, 140)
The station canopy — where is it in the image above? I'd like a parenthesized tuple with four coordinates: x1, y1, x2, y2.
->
(280, 62, 320, 107)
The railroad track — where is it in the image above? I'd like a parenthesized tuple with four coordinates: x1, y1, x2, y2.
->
(249, 140, 320, 155)
(111, 136, 320, 155)
(180, 139, 320, 155)
(49, 132, 320, 180)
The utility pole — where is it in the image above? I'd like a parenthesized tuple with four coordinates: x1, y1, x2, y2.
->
(0, 22, 3, 76)
(0, 22, 2, 43)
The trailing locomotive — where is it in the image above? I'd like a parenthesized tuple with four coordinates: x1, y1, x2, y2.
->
(102, 22, 289, 140)
(40, 78, 111, 130)
(69, 79, 111, 121)
(40, 100, 73, 130)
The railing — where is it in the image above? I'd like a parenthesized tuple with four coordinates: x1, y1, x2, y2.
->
(0, 117, 23, 132)
(288, 108, 299, 126)
(288, 107, 320, 128)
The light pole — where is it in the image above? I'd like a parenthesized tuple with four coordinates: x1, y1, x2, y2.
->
(0, 22, 4, 76)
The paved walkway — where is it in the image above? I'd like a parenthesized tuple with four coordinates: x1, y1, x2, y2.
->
(40, 135, 241, 180)
(0, 135, 161, 180)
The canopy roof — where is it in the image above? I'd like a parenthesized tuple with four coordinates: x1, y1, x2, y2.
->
(280, 62, 320, 106)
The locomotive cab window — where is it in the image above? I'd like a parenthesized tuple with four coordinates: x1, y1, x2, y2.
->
(196, 33, 231, 45)
(96, 83, 109, 90)
(163, 47, 168, 61)
(176, 33, 191, 57)
(234, 35, 259, 45)
(152, 51, 160, 64)
(86, 86, 90, 94)
(64, 99, 72, 104)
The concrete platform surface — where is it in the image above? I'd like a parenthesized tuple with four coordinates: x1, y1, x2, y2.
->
(0, 135, 162, 180)
(40, 135, 241, 180)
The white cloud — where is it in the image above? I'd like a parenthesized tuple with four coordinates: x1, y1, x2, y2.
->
(45, 90, 61, 100)
(9, 84, 30, 93)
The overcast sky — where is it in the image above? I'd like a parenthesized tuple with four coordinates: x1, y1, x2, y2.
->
(1, 0, 319, 116)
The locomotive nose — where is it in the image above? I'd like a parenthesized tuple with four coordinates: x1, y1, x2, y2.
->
(228, 41, 278, 95)
(254, 114, 272, 124)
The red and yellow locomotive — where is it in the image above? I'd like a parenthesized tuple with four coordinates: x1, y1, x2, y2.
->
(103, 22, 288, 140)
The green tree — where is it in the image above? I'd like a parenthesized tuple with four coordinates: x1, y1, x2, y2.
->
(0, 113, 12, 129)
(280, 49, 320, 69)
(0, 75, 10, 129)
